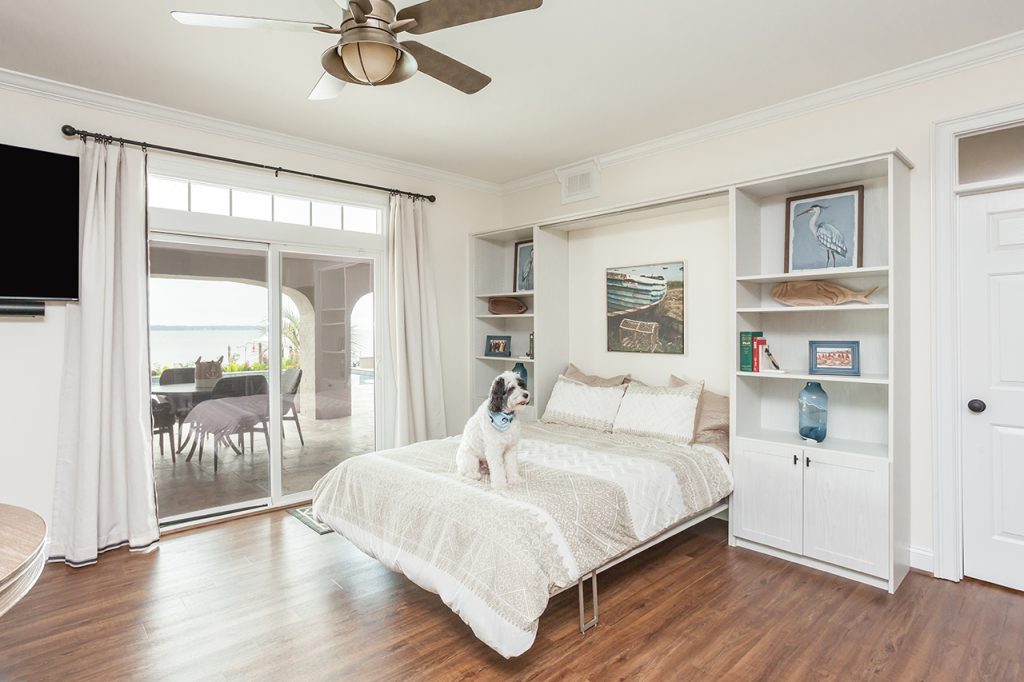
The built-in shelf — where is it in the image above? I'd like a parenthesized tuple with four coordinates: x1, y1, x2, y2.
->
(735, 266, 890, 284)
(737, 427, 889, 459)
(475, 313, 535, 319)
(736, 370, 889, 385)
(475, 291, 534, 299)
(475, 356, 535, 363)
(736, 303, 888, 313)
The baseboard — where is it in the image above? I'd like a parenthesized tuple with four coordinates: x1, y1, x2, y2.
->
(909, 545, 934, 573)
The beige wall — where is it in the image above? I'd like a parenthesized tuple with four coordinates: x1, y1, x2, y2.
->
(0, 85, 500, 526)
(565, 204, 731, 394)
(500, 53, 1024, 562)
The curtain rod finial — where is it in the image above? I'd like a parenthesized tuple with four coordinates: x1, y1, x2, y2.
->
(427, 195, 436, 203)
(61, 124, 77, 137)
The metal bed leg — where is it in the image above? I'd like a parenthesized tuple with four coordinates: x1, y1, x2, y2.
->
(577, 570, 598, 633)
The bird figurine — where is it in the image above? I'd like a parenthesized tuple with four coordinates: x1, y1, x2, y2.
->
(797, 203, 847, 268)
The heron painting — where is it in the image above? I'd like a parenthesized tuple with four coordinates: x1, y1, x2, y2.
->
(785, 186, 864, 272)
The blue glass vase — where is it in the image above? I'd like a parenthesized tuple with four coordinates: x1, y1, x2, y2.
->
(512, 362, 528, 387)
(798, 381, 828, 443)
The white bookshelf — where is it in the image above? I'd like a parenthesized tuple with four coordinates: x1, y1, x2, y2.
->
(728, 152, 912, 593)
(469, 226, 570, 422)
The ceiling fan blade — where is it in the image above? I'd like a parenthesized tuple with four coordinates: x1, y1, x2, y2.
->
(170, 11, 331, 33)
(401, 41, 491, 94)
(308, 72, 347, 100)
(396, 0, 541, 34)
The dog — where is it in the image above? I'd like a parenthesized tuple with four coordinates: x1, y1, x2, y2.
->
(455, 371, 530, 489)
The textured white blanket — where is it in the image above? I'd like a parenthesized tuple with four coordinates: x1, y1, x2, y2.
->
(312, 422, 732, 658)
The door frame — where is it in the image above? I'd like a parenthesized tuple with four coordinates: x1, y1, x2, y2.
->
(932, 101, 1024, 581)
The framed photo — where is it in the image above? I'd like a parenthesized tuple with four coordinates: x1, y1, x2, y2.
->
(513, 240, 534, 292)
(785, 186, 864, 273)
(485, 335, 512, 357)
(808, 340, 860, 376)
(606, 261, 684, 354)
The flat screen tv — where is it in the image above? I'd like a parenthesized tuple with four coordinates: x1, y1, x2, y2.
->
(0, 142, 80, 301)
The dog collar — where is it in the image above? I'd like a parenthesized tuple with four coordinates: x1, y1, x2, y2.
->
(488, 410, 515, 432)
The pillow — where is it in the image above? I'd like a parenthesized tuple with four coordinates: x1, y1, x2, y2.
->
(564, 363, 630, 387)
(612, 381, 703, 443)
(542, 375, 626, 431)
(670, 375, 729, 434)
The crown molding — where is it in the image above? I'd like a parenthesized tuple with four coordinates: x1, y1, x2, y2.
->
(501, 29, 1024, 194)
(0, 67, 503, 196)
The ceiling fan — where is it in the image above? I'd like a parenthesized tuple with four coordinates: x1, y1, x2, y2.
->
(171, 0, 543, 100)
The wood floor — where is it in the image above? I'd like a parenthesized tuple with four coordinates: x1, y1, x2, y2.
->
(1, 513, 1021, 681)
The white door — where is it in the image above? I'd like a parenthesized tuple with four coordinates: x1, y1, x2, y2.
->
(803, 450, 888, 578)
(959, 188, 1024, 591)
(732, 439, 803, 553)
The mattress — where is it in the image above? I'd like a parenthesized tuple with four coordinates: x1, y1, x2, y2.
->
(311, 421, 733, 658)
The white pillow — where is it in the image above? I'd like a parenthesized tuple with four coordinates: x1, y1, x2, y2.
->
(542, 375, 626, 432)
(612, 381, 704, 443)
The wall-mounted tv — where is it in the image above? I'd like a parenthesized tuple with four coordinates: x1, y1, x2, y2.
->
(0, 143, 80, 301)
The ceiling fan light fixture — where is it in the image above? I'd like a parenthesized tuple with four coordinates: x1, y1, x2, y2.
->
(340, 41, 399, 85)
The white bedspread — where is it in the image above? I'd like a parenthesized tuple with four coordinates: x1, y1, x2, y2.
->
(312, 422, 733, 658)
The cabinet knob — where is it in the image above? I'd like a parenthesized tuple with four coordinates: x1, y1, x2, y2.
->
(967, 399, 986, 413)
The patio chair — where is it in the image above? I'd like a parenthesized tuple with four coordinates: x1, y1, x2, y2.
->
(160, 367, 197, 451)
(282, 368, 305, 446)
(152, 398, 176, 461)
(207, 374, 270, 456)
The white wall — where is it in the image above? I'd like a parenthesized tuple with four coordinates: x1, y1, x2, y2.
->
(0, 84, 501, 527)
(565, 204, 731, 394)
(501, 52, 1024, 564)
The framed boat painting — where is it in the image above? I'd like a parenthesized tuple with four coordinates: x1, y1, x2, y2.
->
(785, 185, 864, 273)
(606, 262, 684, 354)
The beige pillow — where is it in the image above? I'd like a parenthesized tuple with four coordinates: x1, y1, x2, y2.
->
(670, 374, 730, 445)
(564, 363, 630, 387)
(612, 381, 703, 443)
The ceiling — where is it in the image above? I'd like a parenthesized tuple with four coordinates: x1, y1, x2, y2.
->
(2, 1, 1024, 184)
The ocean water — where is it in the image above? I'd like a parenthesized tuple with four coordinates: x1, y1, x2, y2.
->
(150, 326, 266, 369)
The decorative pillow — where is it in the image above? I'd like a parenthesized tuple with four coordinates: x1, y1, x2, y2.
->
(613, 381, 703, 443)
(564, 363, 630, 388)
(542, 375, 626, 431)
(670, 375, 729, 434)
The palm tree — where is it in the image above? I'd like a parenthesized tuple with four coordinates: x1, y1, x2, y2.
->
(282, 306, 301, 363)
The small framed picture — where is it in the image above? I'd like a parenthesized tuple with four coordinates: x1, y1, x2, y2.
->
(785, 186, 864, 273)
(485, 335, 512, 357)
(514, 240, 534, 292)
(808, 340, 860, 376)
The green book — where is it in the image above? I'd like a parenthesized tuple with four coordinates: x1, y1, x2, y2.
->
(739, 331, 763, 372)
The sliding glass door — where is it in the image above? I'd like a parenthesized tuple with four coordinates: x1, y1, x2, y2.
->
(278, 250, 376, 495)
(147, 237, 381, 522)
(148, 237, 271, 520)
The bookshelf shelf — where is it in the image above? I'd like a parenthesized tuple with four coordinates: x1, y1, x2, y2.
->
(736, 370, 889, 385)
(730, 151, 911, 594)
(475, 356, 535, 363)
(736, 304, 888, 313)
(475, 291, 534, 299)
(735, 266, 889, 285)
(475, 313, 535, 319)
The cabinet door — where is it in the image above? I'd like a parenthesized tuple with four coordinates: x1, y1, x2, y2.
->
(732, 438, 804, 553)
(803, 450, 889, 578)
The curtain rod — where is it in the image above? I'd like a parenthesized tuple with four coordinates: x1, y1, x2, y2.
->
(60, 124, 436, 203)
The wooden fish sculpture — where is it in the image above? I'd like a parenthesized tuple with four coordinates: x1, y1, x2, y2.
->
(771, 280, 878, 306)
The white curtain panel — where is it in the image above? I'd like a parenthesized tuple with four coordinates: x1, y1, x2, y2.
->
(387, 195, 447, 445)
(50, 142, 159, 567)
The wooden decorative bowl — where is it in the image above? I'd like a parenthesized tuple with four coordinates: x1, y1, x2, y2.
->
(488, 297, 528, 315)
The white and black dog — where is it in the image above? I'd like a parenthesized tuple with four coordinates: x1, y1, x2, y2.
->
(456, 370, 530, 489)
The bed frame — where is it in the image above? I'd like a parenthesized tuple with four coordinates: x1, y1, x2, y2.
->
(553, 501, 729, 634)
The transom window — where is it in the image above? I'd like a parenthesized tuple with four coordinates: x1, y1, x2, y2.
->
(148, 175, 381, 233)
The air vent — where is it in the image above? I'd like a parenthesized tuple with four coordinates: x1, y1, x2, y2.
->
(555, 160, 600, 204)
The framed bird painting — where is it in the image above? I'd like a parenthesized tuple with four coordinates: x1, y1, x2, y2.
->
(784, 186, 864, 273)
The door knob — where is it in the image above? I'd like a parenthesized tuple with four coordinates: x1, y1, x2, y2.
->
(967, 399, 986, 413)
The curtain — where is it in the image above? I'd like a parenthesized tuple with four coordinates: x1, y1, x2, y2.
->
(387, 195, 447, 446)
(50, 142, 159, 567)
